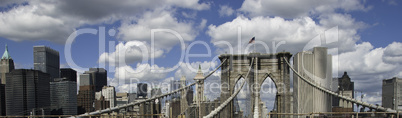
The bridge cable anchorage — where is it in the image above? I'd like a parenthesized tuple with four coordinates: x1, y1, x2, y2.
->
(282, 57, 397, 113)
(76, 59, 227, 117)
(204, 58, 255, 118)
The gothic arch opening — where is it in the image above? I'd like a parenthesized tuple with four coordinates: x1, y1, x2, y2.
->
(260, 75, 277, 115)
(233, 77, 251, 117)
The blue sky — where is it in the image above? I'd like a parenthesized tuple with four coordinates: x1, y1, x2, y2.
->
(0, 0, 401, 112)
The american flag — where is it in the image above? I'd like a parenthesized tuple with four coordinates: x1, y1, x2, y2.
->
(248, 37, 255, 44)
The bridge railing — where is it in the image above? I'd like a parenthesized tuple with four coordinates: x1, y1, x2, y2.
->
(0, 114, 164, 118)
(266, 112, 400, 118)
(282, 57, 396, 112)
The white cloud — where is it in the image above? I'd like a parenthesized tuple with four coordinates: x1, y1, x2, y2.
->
(98, 41, 164, 66)
(118, 10, 197, 50)
(207, 15, 360, 54)
(239, 0, 368, 18)
(383, 42, 402, 64)
(0, 4, 74, 43)
(114, 63, 169, 82)
(207, 11, 369, 54)
(330, 41, 402, 106)
(0, 0, 209, 43)
(335, 42, 397, 76)
(198, 19, 208, 30)
(182, 11, 197, 19)
(218, 5, 235, 17)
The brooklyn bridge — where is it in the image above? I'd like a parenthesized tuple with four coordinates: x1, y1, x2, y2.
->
(73, 47, 399, 118)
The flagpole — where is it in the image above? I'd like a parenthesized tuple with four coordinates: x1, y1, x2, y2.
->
(253, 42, 255, 53)
(253, 37, 256, 53)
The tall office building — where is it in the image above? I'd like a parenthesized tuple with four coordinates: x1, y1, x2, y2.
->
(1, 44, 14, 84)
(77, 85, 95, 114)
(77, 68, 108, 113)
(50, 78, 77, 115)
(5, 69, 51, 116)
(382, 77, 402, 110)
(77, 73, 95, 113)
(0, 44, 14, 115)
(95, 86, 116, 108)
(194, 65, 205, 104)
(60, 68, 77, 82)
(332, 72, 354, 112)
(293, 47, 332, 115)
(84, 68, 107, 92)
(137, 83, 148, 98)
(33, 46, 60, 79)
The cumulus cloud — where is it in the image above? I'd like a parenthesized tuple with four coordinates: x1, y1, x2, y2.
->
(0, 0, 209, 43)
(335, 42, 397, 76)
(218, 5, 235, 17)
(207, 15, 361, 54)
(114, 63, 169, 82)
(332, 41, 402, 105)
(0, 4, 74, 43)
(98, 41, 164, 66)
(118, 10, 197, 50)
(239, 0, 369, 18)
(383, 42, 402, 64)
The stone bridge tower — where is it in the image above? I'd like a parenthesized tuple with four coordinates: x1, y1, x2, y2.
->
(219, 52, 292, 118)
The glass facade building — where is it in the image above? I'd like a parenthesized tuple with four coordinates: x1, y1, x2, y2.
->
(5, 69, 51, 116)
(33, 46, 60, 79)
(50, 78, 77, 115)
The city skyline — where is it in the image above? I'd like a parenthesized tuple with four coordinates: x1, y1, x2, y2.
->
(0, 0, 401, 111)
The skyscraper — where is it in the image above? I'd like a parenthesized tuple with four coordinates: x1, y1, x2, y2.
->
(293, 47, 332, 116)
(0, 44, 14, 84)
(50, 78, 77, 115)
(194, 65, 205, 105)
(60, 68, 77, 82)
(77, 73, 95, 113)
(194, 65, 205, 118)
(137, 83, 148, 98)
(77, 85, 95, 114)
(5, 69, 51, 116)
(77, 68, 108, 113)
(33, 46, 60, 79)
(0, 44, 14, 116)
(382, 77, 402, 110)
(332, 72, 354, 112)
(98, 86, 116, 108)
(84, 68, 107, 92)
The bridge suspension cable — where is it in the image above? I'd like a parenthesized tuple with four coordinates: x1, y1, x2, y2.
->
(282, 57, 396, 112)
(77, 59, 228, 117)
(204, 57, 255, 118)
